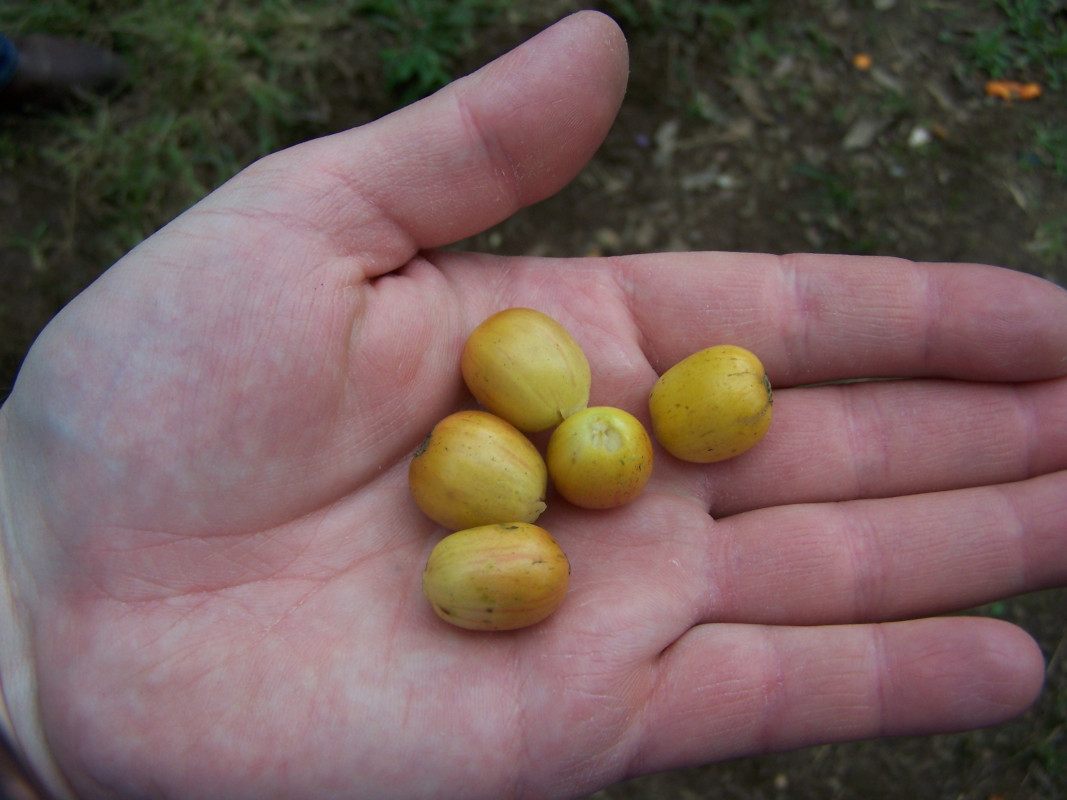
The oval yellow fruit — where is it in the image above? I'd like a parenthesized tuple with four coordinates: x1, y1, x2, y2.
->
(649, 345, 773, 463)
(461, 308, 591, 432)
(422, 523, 571, 631)
(409, 410, 548, 530)
(546, 406, 653, 509)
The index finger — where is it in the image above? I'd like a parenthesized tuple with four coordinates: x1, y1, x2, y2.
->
(621, 251, 1067, 386)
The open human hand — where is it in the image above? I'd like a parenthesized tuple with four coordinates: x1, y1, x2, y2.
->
(1, 11, 1066, 800)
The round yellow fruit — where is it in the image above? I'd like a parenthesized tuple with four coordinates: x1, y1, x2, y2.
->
(461, 308, 591, 432)
(649, 345, 773, 463)
(409, 410, 547, 530)
(422, 523, 571, 631)
(546, 406, 653, 509)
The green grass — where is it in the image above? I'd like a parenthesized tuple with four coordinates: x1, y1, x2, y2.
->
(2, 0, 360, 255)
(602, 0, 777, 82)
(1, 0, 1063, 277)
(0, 0, 782, 271)
(960, 0, 1067, 185)
(965, 0, 1067, 89)
(1031, 636, 1067, 779)
(1028, 215, 1067, 266)
(1034, 121, 1067, 178)
(0, 0, 512, 264)
(603, 0, 773, 37)
(359, 0, 502, 104)
(4, 221, 50, 273)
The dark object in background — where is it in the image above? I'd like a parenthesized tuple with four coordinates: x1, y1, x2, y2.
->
(0, 33, 127, 109)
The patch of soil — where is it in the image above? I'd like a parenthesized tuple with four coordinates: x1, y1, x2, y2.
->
(465, 2, 1066, 286)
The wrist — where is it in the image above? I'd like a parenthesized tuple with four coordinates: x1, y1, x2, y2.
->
(0, 405, 77, 800)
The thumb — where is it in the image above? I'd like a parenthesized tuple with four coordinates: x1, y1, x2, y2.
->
(233, 10, 630, 275)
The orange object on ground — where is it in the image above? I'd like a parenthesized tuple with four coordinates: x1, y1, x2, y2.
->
(985, 80, 1042, 101)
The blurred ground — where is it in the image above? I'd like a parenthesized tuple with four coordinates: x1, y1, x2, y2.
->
(1, 1, 1065, 798)
(464, 2, 1067, 282)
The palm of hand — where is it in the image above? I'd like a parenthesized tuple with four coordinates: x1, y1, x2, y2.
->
(23, 192, 744, 798)
(3, 12, 1066, 800)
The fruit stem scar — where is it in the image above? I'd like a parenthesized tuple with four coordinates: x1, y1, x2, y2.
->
(590, 417, 623, 452)
(414, 431, 432, 457)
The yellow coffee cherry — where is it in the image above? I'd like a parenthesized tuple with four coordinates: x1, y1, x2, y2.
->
(422, 523, 570, 631)
(649, 345, 773, 463)
(546, 406, 653, 509)
(408, 410, 547, 530)
(461, 308, 591, 432)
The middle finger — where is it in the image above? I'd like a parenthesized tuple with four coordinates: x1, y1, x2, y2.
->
(696, 375, 1067, 516)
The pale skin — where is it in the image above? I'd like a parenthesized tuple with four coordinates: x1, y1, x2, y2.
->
(1, 11, 1066, 800)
